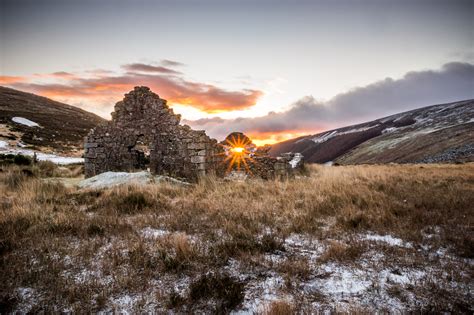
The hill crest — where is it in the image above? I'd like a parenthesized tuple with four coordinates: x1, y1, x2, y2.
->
(269, 99, 474, 164)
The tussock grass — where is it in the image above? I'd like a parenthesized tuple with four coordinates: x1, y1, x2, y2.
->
(263, 300, 295, 315)
(0, 163, 473, 312)
(319, 240, 366, 263)
(188, 273, 245, 312)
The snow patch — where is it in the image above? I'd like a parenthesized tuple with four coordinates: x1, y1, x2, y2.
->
(289, 153, 303, 168)
(0, 145, 83, 165)
(15, 287, 39, 313)
(393, 115, 406, 122)
(312, 130, 338, 144)
(379, 268, 426, 286)
(109, 294, 141, 314)
(382, 127, 397, 134)
(38, 154, 84, 164)
(140, 227, 170, 238)
(305, 264, 371, 295)
(12, 117, 40, 127)
(233, 274, 287, 314)
(362, 233, 412, 248)
(312, 125, 378, 144)
(0, 140, 8, 148)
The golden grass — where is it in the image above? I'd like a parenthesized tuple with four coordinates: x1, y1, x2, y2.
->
(0, 162, 473, 312)
(262, 300, 295, 315)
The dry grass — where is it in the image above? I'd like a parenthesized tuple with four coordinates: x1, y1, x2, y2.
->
(262, 300, 295, 315)
(0, 163, 473, 313)
(319, 240, 366, 263)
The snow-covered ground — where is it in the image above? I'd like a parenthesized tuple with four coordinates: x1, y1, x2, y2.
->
(382, 127, 397, 134)
(12, 117, 41, 127)
(361, 233, 412, 248)
(140, 227, 171, 239)
(229, 230, 471, 313)
(0, 141, 83, 165)
(312, 130, 338, 144)
(312, 125, 379, 144)
(289, 153, 303, 168)
(9, 226, 472, 313)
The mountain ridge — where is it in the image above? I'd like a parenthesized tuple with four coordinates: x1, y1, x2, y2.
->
(269, 99, 474, 164)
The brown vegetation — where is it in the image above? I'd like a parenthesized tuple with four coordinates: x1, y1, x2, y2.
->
(0, 86, 105, 153)
(0, 162, 473, 312)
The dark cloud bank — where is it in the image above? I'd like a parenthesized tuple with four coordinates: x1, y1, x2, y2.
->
(185, 62, 474, 140)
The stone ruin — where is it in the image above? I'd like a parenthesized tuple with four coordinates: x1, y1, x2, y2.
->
(84, 87, 225, 181)
(84, 87, 303, 181)
(220, 132, 304, 180)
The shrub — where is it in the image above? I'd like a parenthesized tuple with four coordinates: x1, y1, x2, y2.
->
(0, 294, 18, 314)
(13, 155, 31, 166)
(277, 256, 311, 280)
(2, 170, 30, 189)
(86, 223, 105, 236)
(259, 233, 285, 253)
(167, 291, 185, 308)
(189, 273, 245, 312)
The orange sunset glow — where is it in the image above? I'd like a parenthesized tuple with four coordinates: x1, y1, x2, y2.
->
(249, 130, 319, 146)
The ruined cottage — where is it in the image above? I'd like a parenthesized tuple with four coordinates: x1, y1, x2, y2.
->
(220, 132, 304, 179)
(84, 86, 303, 181)
(84, 86, 225, 181)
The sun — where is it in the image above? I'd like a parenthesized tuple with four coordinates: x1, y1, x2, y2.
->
(219, 132, 255, 173)
(231, 147, 245, 154)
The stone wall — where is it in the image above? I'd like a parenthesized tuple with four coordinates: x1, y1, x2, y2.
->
(84, 87, 225, 181)
(220, 132, 304, 179)
(247, 153, 304, 179)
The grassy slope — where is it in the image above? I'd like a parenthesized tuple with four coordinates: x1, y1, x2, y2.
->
(0, 86, 106, 153)
(0, 163, 473, 313)
(269, 100, 474, 164)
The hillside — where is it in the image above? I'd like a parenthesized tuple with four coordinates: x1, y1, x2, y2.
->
(269, 100, 474, 164)
(0, 86, 106, 154)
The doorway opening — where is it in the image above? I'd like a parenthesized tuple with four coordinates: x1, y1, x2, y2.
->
(129, 135, 151, 170)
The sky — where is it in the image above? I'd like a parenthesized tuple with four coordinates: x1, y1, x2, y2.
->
(1, 0, 473, 145)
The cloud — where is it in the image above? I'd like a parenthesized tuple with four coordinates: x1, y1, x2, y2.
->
(7, 66, 263, 113)
(161, 59, 185, 67)
(122, 63, 182, 75)
(31, 71, 79, 80)
(4, 61, 472, 144)
(51, 71, 75, 78)
(185, 62, 474, 141)
(0, 75, 27, 84)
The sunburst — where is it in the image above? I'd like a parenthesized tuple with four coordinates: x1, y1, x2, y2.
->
(221, 133, 254, 174)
